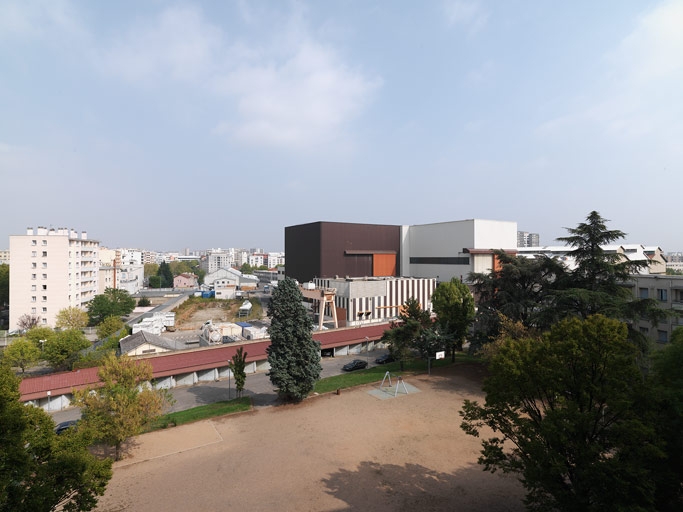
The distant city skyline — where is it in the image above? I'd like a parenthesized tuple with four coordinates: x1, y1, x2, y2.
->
(2, 1, 682, 252)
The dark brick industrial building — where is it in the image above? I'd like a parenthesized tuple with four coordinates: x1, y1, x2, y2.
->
(285, 221, 401, 283)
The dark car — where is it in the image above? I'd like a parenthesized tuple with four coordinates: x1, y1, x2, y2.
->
(374, 353, 395, 365)
(342, 359, 368, 372)
(54, 420, 78, 435)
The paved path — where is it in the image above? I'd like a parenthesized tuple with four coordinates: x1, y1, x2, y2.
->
(49, 351, 387, 424)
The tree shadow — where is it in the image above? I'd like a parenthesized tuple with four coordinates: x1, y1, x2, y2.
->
(176, 384, 285, 411)
(181, 383, 229, 406)
(322, 460, 524, 512)
(89, 437, 141, 462)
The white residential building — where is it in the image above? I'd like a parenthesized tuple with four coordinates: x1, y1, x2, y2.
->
(0, 249, 10, 266)
(121, 249, 143, 266)
(666, 252, 683, 273)
(201, 249, 236, 274)
(248, 253, 265, 268)
(267, 252, 285, 267)
(9, 227, 99, 329)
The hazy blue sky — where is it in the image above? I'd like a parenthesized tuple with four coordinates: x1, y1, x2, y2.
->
(2, 1, 682, 253)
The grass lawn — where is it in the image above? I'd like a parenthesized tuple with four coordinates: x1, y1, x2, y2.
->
(314, 353, 482, 394)
(147, 397, 251, 431)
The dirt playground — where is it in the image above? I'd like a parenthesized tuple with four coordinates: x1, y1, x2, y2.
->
(95, 364, 525, 512)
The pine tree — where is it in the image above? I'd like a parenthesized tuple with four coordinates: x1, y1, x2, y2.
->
(266, 278, 322, 402)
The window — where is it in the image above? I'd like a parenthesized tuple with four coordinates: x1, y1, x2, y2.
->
(41, 318, 47, 324)
(31, 296, 36, 302)
(42, 262, 47, 268)
(31, 308, 36, 314)
(42, 239, 47, 245)
(31, 251, 37, 257)
(42, 296, 47, 302)
(32, 262, 37, 269)
(42, 273, 47, 279)
(42, 251, 47, 257)
(658, 330, 668, 343)
(31, 285, 36, 291)
(42, 307, 47, 313)
(31, 240, 37, 246)
(657, 289, 668, 301)
(639, 288, 649, 299)
(639, 326, 649, 335)
(31, 274, 36, 280)
(42, 285, 47, 290)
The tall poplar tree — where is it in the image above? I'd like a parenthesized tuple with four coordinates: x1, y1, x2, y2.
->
(266, 278, 321, 402)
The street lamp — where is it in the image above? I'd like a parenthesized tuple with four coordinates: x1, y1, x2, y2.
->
(39, 339, 45, 351)
(365, 336, 370, 365)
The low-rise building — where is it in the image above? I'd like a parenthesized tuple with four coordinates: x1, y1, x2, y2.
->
(174, 273, 198, 289)
(628, 274, 683, 343)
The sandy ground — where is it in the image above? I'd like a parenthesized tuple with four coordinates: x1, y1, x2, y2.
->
(95, 364, 525, 512)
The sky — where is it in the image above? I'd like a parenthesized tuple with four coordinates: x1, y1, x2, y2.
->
(1, 1, 682, 253)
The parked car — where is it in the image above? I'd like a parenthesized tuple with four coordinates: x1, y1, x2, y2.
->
(375, 353, 395, 365)
(342, 359, 368, 372)
(54, 420, 78, 435)
(321, 348, 335, 357)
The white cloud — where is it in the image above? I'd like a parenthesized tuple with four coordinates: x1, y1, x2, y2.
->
(609, 0, 683, 86)
(213, 40, 381, 149)
(96, 4, 381, 152)
(442, 0, 488, 34)
(0, 0, 85, 41)
(96, 5, 223, 84)
(538, 1, 683, 145)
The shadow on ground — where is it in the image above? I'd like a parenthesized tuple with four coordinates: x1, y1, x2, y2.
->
(182, 384, 231, 406)
(322, 460, 524, 512)
(90, 438, 141, 462)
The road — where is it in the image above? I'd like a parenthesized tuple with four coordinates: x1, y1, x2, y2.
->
(49, 350, 387, 425)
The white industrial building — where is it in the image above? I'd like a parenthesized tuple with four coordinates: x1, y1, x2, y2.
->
(400, 219, 518, 283)
(312, 276, 436, 328)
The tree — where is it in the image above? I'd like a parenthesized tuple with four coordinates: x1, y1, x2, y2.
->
(240, 263, 254, 274)
(0, 365, 112, 511)
(96, 316, 126, 340)
(55, 306, 89, 330)
(461, 315, 664, 511)
(75, 353, 172, 460)
(431, 278, 475, 359)
(137, 296, 151, 307)
(555, 211, 666, 325)
(381, 297, 432, 370)
(143, 263, 159, 278)
(147, 275, 162, 289)
(24, 326, 57, 348)
(646, 327, 683, 509)
(0, 263, 8, 306)
(86, 288, 136, 325)
(2, 338, 40, 373)
(266, 277, 322, 402)
(156, 262, 174, 288)
(469, 251, 566, 343)
(228, 346, 248, 398)
(16, 313, 41, 331)
(43, 329, 91, 370)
